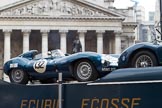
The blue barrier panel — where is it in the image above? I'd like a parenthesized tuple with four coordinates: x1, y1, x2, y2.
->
(63, 82, 162, 108)
(0, 80, 162, 108)
(0, 81, 58, 108)
(1, 67, 162, 108)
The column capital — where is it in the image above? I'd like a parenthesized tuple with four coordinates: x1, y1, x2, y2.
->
(22, 30, 31, 38)
(3, 29, 12, 33)
(22, 29, 31, 33)
(96, 30, 105, 34)
(59, 30, 68, 33)
(78, 30, 87, 33)
(40, 29, 50, 33)
(114, 30, 123, 35)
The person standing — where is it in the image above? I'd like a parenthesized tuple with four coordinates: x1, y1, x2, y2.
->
(72, 36, 82, 53)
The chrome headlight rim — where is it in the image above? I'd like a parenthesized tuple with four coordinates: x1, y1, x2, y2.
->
(101, 55, 111, 66)
(120, 51, 128, 62)
(122, 55, 126, 61)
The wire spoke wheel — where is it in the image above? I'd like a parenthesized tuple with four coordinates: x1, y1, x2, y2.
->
(74, 60, 98, 82)
(77, 62, 92, 80)
(131, 51, 157, 68)
(9, 69, 28, 84)
(135, 55, 153, 67)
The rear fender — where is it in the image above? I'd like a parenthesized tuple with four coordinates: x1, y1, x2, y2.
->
(128, 48, 159, 65)
(3, 58, 28, 75)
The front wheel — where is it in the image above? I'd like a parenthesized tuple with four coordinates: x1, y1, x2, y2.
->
(74, 60, 98, 82)
(9, 69, 29, 84)
(131, 51, 158, 68)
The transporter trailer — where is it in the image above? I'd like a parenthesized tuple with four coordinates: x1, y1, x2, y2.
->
(0, 67, 162, 108)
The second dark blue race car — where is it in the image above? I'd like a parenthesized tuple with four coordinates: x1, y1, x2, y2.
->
(3, 49, 118, 84)
(118, 42, 162, 68)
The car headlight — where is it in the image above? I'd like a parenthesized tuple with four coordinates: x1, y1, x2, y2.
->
(101, 55, 109, 62)
(120, 51, 128, 62)
(101, 56, 107, 63)
(122, 55, 126, 61)
(101, 55, 111, 66)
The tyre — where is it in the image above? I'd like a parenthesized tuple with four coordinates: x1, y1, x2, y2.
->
(9, 69, 29, 84)
(131, 51, 157, 68)
(74, 60, 98, 82)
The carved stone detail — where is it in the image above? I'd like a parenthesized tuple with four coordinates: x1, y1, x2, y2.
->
(0, 0, 108, 17)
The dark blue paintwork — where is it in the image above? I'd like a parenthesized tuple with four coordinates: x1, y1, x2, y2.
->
(1, 67, 162, 108)
(118, 42, 162, 68)
(3, 50, 117, 81)
(96, 66, 162, 82)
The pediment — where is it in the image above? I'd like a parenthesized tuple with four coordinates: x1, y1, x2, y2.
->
(0, 0, 123, 18)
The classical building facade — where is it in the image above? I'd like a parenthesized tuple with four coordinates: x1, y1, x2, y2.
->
(0, 0, 137, 71)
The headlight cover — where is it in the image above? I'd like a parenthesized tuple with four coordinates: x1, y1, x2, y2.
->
(122, 55, 126, 61)
(101, 55, 118, 67)
(120, 51, 128, 62)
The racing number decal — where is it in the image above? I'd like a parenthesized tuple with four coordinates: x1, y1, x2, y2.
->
(33, 59, 47, 73)
(35, 61, 45, 69)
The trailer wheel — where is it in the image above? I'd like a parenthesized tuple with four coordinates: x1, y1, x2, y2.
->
(131, 51, 157, 68)
(9, 69, 29, 84)
(74, 60, 98, 82)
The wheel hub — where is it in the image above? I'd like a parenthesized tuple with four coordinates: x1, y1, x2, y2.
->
(140, 61, 148, 67)
(77, 62, 92, 80)
(80, 65, 90, 76)
(12, 70, 24, 82)
(136, 55, 153, 68)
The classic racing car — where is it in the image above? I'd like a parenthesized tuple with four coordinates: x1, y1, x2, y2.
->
(118, 42, 162, 68)
(3, 49, 118, 84)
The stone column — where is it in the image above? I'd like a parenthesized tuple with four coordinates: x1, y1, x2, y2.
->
(22, 29, 31, 53)
(41, 30, 49, 57)
(114, 31, 122, 54)
(109, 40, 112, 54)
(3, 29, 12, 63)
(96, 30, 105, 54)
(59, 30, 68, 53)
(3, 29, 12, 82)
(78, 30, 86, 52)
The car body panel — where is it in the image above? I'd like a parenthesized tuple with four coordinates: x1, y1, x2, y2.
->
(118, 42, 162, 68)
(3, 50, 118, 81)
(96, 66, 162, 82)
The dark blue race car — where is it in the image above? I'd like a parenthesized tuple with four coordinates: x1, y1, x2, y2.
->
(118, 42, 162, 68)
(3, 49, 118, 84)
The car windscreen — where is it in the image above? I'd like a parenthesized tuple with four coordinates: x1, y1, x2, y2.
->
(51, 50, 65, 57)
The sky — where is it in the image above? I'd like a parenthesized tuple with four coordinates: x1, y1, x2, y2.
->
(0, 0, 157, 20)
(114, 0, 156, 11)
(0, 0, 156, 10)
(114, 0, 156, 20)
